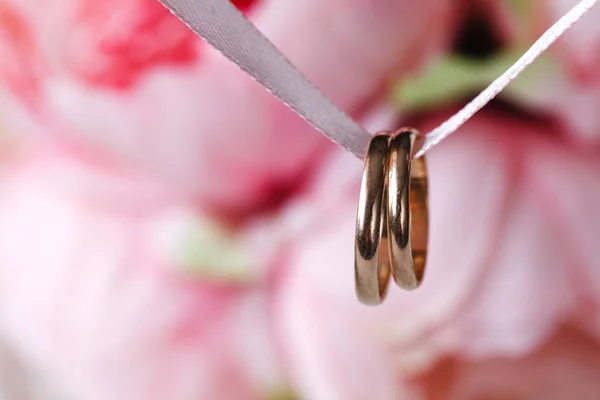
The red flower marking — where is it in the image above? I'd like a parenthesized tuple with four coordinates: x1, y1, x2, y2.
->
(231, 0, 258, 13)
(67, 0, 201, 89)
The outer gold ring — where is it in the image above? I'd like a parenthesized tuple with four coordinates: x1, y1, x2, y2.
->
(387, 128, 429, 289)
(355, 133, 392, 305)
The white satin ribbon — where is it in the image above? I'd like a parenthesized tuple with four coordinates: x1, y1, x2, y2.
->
(158, 0, 598, 159)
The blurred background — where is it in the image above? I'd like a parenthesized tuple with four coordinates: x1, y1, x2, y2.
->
(1, 0, 600, 399)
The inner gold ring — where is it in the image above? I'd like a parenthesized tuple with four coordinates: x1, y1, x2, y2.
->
(387, 129, 429, 290)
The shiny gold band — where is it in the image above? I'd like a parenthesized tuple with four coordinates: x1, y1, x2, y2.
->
(387, 129, 428, 290)
(355, 129, 429, 305)
(354, 134, 391, 305)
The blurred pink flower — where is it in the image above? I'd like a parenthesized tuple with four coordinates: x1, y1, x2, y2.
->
(0, 0, 457, 212)
(0, 0, 461, 398)
(274, 110, 600, 398)
(2, 0, 600, 399)
(0, 144, 282, 399)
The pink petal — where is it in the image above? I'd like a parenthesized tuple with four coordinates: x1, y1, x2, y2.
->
(0, 148, 280, 399)
(525, 134, 600, 335)
(545, 0, 600, 75)
(0, 2, 44, 108)
(454, 167, 575, 358)
(418, 327, 600, 399)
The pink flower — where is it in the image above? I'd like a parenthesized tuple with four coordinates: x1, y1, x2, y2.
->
(0, 145, 282, 399)
(275, 110, 600, 398)
(0, 0, 461, 398)
(0, 0, 457, 212)
(2, 0, 600, 399)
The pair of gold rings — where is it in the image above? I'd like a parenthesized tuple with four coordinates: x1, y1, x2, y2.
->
(355, 128, 429, 305)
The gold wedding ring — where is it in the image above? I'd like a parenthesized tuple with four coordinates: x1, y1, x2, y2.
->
(387, 129, 429, 289)
(355, 129, 429, 305)
(355, 134, 392, 305)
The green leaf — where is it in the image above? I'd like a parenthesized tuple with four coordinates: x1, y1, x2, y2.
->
(264, 387, 299, 400)
(175, 218, 255, 283)
(506, 0, 530, 18)
(391, 48, 561, 114)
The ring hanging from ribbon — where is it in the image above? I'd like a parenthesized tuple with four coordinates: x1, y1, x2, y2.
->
(157, 0, 599, 304)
